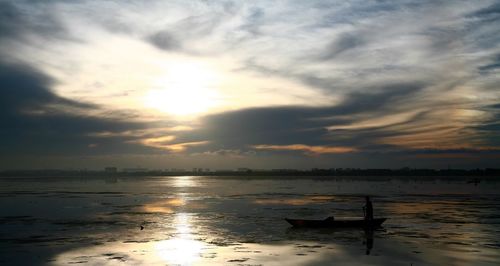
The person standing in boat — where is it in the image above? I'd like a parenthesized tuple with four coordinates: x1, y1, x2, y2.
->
(363, 196, 373, 222)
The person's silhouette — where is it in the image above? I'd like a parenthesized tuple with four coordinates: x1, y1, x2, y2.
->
(364, 229, 374, 255)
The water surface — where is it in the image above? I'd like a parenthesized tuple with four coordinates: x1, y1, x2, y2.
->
(1, 176, 499, 265)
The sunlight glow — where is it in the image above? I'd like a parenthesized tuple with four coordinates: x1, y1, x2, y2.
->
(172, 175, 198, 187)
(155, 213, 205, 265)
(145, 61, 221, 116)
(155, 238, 204, 265)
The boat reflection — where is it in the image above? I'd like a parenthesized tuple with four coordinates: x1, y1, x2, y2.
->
(286, 226, 380, 256)
(364, 229, 374, 255)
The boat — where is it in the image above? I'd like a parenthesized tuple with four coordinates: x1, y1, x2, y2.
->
(285, 217, 387, 228)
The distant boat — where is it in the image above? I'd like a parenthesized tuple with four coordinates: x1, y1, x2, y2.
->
(285, 217, 387, 228)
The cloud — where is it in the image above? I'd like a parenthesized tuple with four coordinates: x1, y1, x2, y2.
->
(0, 60, 157, 158)
(147, 30, 181, 51)
(253, 144, 356, 155)
(0, 61, 101, 124)
(162, 76, 498, 165)
(473, 103, 500, 146)
(161, 82, 433, 154)
(134, 135, 208, 152)
(0, 1, 70, 46)
(318, 32, 366, 61)
(468, 2, 500, 21)
(0, 0, 499, 169)
(478, 54, 500, 72)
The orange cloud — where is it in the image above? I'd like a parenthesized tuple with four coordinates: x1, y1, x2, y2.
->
(158, 141, 209, 152)
(88, 126, 194, 138)
(252, 144, 357, 155)
(131, 135, 208, 152)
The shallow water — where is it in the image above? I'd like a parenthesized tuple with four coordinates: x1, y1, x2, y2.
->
(0, 176, 499, 265)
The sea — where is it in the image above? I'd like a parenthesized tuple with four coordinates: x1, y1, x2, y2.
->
(0, 175, 499, 265)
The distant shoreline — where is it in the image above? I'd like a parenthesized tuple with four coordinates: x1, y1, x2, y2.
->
(1, 168, 499, 178)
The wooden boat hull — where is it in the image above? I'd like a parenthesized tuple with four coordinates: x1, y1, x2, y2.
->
(285, 217, 387, 228)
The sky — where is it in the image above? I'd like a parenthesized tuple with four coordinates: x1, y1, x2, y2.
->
(0, 0, 499, 170)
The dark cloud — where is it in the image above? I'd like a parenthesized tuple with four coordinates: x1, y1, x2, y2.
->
(473, 102, 500, 146)
(468, 2, 500, 21)
(0, 1, 20, 38)
(319, 33, 365, 60)
(173, 82, 425, 153)
(147, 30, 181, 51)
(0, 61, 154, 157)
(241, 59, 341, 92)
(236, 7, 265, 37)
(329, 82, 424, 115)
(167, 96, 500, 168)
(144, 11, 227, 54)
(490, 103, 500, 109)
(0, 62, 91, 114)
(464, 2, 500, 51)
(242, 57, 427, 97)
(188, 107, 331, 149)
(0, 1, 69, 45)
(478, 54, 500, 73)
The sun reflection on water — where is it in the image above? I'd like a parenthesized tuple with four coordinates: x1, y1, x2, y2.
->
(155, 217, 205, 264)
(155, 238, 204, 265)
(154, 206, 205, 265)
(172, 175, 198, 187)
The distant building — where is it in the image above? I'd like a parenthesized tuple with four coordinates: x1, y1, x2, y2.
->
(215, 169, 233, 172)
(271, 169, 299, 172)
(122, 168, 148, 173)
(104, 167, 117, 173)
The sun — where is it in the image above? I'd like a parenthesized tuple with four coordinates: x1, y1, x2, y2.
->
(145, 87, 218, 116)
(144, 61, 220, 116)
